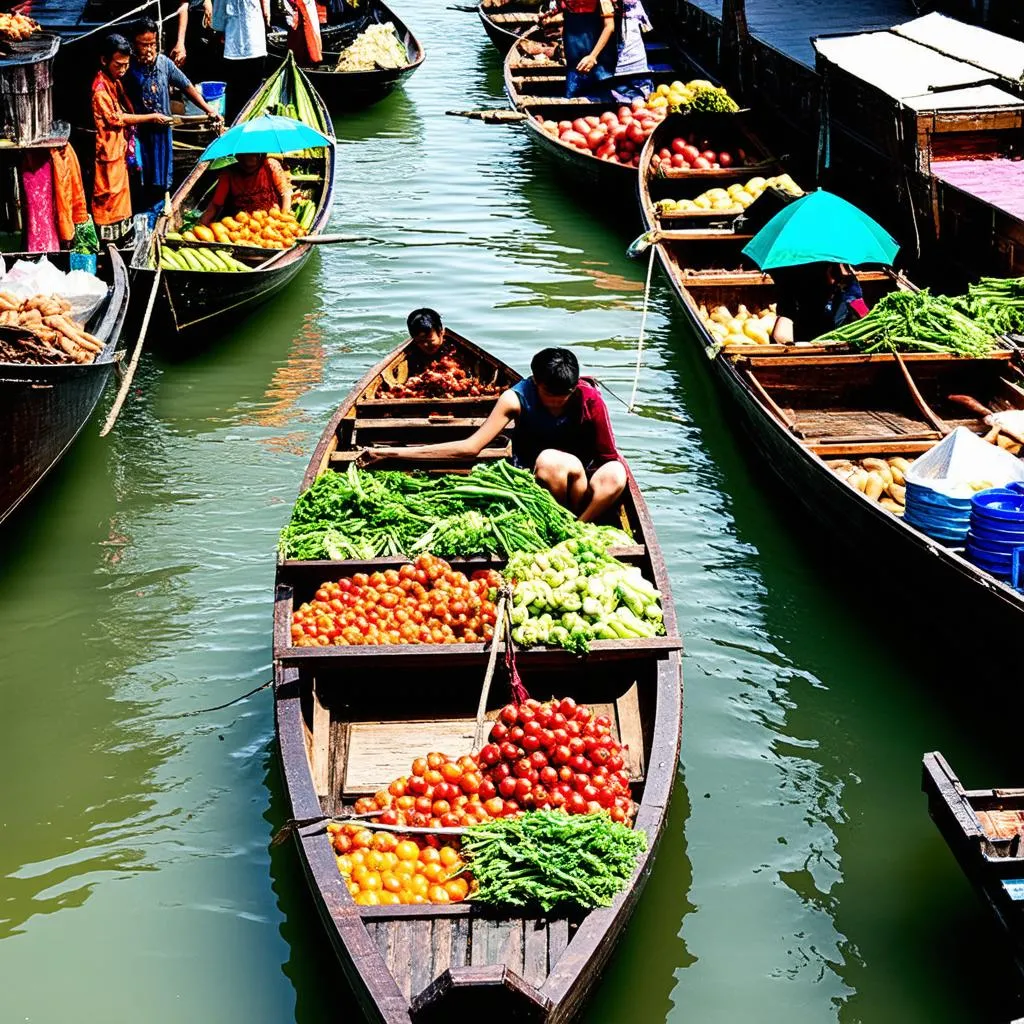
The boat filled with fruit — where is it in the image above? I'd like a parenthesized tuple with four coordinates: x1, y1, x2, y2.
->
(273, 329, 682, 1021)
(635, 108, 1024, 637)
(132, 54, 335, 337)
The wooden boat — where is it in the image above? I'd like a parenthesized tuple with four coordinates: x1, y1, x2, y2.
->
(266, 0, 423, 112)
(922, 752, 1024, 975)
(636, 122, 1024, 633)
(0, 246, 130, 525)
(273, 331, 683, 1022)
(477, 0, 540, 57)
(504, 27, 681, 200)
(132, 54, 336, 338)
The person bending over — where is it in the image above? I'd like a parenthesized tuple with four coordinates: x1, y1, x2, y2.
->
(362, 346, 628, 523)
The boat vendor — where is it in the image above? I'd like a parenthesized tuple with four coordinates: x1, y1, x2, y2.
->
(91, 33, 174, 245)
(611, 0, 652, 102)
(125, 16, 223, 214)
(408, 307, 446, 355)
(540, 0, 617, 99)
(283, 0, 323, 67)
(198, 153, 292, 224)
(360, 347, 628, 523)
(770, 262, 870, 344)
(824, 263, 869, 330)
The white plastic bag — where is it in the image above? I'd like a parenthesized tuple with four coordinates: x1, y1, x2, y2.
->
(0, 257, 107, 322)
(905, 426, 1024, 498)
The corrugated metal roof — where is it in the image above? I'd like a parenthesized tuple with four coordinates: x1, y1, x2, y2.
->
(892, 12, 1024, 83)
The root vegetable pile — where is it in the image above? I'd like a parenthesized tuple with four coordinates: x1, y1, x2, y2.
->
(655, 174, 802, 215)
(828, 456, 912, 514)
(290, 554, 500, 647)
(699, 301, 778, 347)
(383, 347, 503, 399)
(0, 293, 102, 365)
(329, 824, 470, 906)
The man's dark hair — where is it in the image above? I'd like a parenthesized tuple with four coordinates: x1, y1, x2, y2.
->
(131, 15, 159, 38)
(407, 308, 442, 336)
(99, 33, 133, 60)
(531, 347, 579, 394)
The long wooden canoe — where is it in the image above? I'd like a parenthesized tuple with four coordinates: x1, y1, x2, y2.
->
(0, 246, 130, 525)
(266, 0, 424, 112)
(636, 124, 1024, 632)
(923, 752, 1024, 977)
(132, 54, 335, 339)
(504, 27, 681, 200)
(273, 330, 683, 1022)
(477, 0, 541, 56)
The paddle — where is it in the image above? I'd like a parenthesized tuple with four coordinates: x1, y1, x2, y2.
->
(446, 108, 528, 123)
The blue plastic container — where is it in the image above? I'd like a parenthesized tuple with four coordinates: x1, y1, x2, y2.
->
(904, 481, 973, 543)
(69, 252, 97, 274)
(971, 488, 1024, 523)
(965, 486, 1024, 586)
(185, 81, 226, 117)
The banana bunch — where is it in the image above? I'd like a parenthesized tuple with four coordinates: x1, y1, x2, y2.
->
(158, 246, 252, 272)
(829, 457, 912, 514)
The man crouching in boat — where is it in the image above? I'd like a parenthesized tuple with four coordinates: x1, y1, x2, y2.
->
(361, 346, 628, 523)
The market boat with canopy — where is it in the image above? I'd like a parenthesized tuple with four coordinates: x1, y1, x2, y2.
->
(266, 0, 423, 112)
(0, 246, 130, 525)
(132, 54, 336, 338)
(273, 330, 682, 1022)
(922, 752, 1024, 975)
(636, 119, 1024, 633)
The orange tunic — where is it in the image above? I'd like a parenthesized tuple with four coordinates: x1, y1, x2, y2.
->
(51, 144, 88, 244)
(91, 71, 134, 229)
(210, 158, 291, 215)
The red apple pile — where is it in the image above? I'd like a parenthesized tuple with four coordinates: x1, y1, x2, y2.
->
(650, 134, 747, 172)
(535, 97, 667, 168)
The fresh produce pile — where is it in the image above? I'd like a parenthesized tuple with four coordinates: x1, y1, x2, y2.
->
(648, 131, 747, 174)
(290, 554, 500, 647)
(334, 22, 408, 71)
(278, 461, 630, 560)
(507, 540, 665, 652)
(158, 246, 251, 272)
(462, 810, 645, 911)
(173, 205, 313, 250)
(0, 12, 39, 39)
(827, 456, 912, 514)
(328, 823, 469, 906)
(356, 697, 636, 827)
(655, 174, 802, 215)
(0, 292, 102, 365)
(382, 347, 503, 399)
(814, 290, 996, 355)
(643, 79, 739, 114)
(699, 301, 778, 347)
(951, 276, 1024, 337)
(536, 100, 663, 168)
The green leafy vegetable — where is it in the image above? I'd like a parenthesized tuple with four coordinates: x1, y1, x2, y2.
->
(462, 811, 647, 911)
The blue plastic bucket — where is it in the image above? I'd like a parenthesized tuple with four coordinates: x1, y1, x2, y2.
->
(971, 487, 1024, 524)
(185, 81, 226, 117)
(69, 252, 97, 274)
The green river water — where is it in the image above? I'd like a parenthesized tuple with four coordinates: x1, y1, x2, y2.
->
(2, 5, 1022, 1021)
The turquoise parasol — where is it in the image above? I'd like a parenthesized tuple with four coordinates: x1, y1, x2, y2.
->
(741, 189, 899, 270)
(199, 114, 333, 162)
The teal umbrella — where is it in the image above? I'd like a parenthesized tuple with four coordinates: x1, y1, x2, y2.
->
(742, 189, 899, 270)
(199, 114, 333, 162)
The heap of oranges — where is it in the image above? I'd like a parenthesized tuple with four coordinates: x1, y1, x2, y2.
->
(184, 207, 304, 250)
(329, 823, 471, 906)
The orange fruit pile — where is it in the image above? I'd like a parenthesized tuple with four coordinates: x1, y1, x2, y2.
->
(185, 207, 304, 250)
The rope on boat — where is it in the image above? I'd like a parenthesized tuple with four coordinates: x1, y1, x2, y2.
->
(69, 0, 168, 43)
(157, 678, 273, 720)
(626, 245, 656, 414)
(472, 585, 510, 751)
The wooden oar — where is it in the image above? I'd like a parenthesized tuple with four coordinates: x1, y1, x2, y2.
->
(472, 586, 510, 752)
(447, 108, 528, 123)
(894, 351, 950, 435)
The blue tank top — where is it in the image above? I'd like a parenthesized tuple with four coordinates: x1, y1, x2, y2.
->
(510, 378, 588, 469)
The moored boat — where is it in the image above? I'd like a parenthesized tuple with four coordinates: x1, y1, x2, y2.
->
(636, 119, 1024, 635)
(266, 0, 423, 112)
(273, 330, 683, 1022)
(0, 246, 130, 525)
(922, 752, 1024, 976)
(132, 54, 335, 339)
(477, 0, 540, 57)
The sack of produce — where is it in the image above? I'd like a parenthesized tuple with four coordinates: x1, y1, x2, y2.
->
(334, 22, 407, 72)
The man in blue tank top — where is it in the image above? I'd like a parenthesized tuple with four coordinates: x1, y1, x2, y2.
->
(364, 326, 627, 523)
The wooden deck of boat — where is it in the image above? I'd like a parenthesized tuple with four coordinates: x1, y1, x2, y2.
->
(681, 0, 918, 66)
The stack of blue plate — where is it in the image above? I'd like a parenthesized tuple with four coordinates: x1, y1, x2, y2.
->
(904, 481, 973, 543)
(966, 486, 1024, 588)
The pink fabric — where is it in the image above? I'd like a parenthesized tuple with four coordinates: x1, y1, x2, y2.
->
(21, 149, 60, 252)
(849, 297, 869, 318)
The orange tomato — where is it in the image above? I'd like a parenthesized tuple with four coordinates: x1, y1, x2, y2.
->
(427, 885, 451, 904)
(439, 847, 460, 868)
(351, 829, 374, 850)
(360, 872, 382, 892)
(354, 890, 380, 906)
(378, 891, 401, 906)
(445, 878, 469, 902)
(336, 854, 353, 875)
(421, 862, 444, 883)
(410, 875, 429, 898)
(395, 840, 419, 862)
(381, 872, 402, 893)
(372, 832, 397, 853)
(419, 847, 441, 866)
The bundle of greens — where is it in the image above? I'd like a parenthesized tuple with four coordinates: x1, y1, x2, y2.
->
(278, 461, 632, 560)
(952, 276, 1024, 337)
(687, 83, 739, 113)
(462, 811, 647, 911)
(506, 539, 665, 653)
(814, 290, 996, 356)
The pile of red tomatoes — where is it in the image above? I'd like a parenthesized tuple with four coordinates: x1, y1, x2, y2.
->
(535, 98, 666, 167)
(356, 697, 636, 830)
(650, 135, 743, 172)
(290, 554, 501, 647)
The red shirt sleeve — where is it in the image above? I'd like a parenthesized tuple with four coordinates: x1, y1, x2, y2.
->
(210, 170, 231, 210)
(579, 382, 620, 466)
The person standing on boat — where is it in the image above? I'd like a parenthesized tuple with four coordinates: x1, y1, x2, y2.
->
(282, 0, 323, 66)
(124, 17, 223, 215)
(541, 0, 617, 99)
(91, 34, 173, 245)
(212, 0, 270, 119)
(610, 0, 652, 102)
(361, 347, 628, 523)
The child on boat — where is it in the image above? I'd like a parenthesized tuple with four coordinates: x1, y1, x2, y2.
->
(361, 341, 628, 523)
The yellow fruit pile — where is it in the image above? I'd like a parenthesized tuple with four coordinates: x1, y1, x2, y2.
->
(183, 207, 305, 250)
(0, 13, 40, 40)
(329, 823, 472, 907)
(656, 174, 803, 216)
(699, 302, 778, 346)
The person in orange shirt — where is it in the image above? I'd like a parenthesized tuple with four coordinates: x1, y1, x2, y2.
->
(90, 33, 172, 243)
(199, 153, 292, 223)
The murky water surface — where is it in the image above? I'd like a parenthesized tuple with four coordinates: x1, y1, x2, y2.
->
(1, 5, 1020, 1021)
